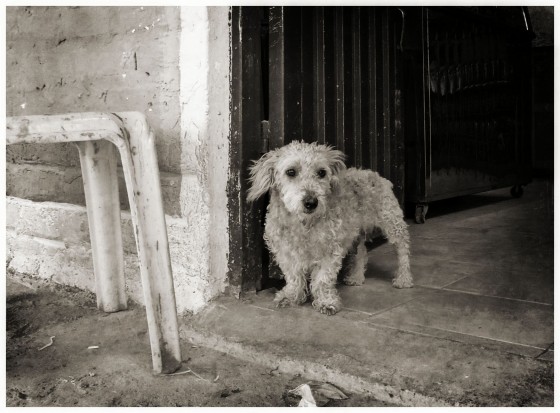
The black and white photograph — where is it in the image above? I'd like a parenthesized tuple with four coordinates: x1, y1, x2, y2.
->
(4, 3, 555, 408)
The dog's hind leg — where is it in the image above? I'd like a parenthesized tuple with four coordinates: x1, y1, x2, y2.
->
(379, 216, 413, 288)
(392, 237, 413, 288)
(372, 179, 413, 288)
(342, 235, 367, 286)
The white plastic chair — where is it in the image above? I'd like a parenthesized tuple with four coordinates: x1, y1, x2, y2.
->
(6, 112, 182, 374)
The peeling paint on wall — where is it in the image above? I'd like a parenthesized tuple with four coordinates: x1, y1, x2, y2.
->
(179, 6, 230, 307)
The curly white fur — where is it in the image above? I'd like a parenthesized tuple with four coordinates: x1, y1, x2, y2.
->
(248, 141, 413, 315)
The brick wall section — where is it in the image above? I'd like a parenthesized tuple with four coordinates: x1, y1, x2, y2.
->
(6, 6, 182, 215)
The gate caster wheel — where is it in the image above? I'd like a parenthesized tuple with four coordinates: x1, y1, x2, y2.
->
(414, 204, 429, 224)
(510, 185, 524, 198)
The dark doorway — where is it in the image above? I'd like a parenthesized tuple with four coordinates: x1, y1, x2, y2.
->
(228, 6, 533, 294)
(229, 6, 406, 294)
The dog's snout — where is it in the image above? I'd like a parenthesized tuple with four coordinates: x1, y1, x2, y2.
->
(303, 195, 318, 212)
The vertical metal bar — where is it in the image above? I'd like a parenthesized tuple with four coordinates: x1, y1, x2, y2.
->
(76, 140, 127, 313)
(392, 8, 405, 205)
(382, 8, 392, 179)
(334, 7, 345, 151)
(343, 8, 354, 165)
(352, 7, 362, 168)
(269, 6, 285, 148)
(301, 7, 315, 142)
(359, 8, 371, 170)
(324, 7, 336, 147)
(229, 7, 267, 293)
(313, 7, 326, 144)
(423, 7, 432, 194)
(228, 6, 244, 295)
(265, 6, 285, 284)
(368, 8, 379, 172)
(242, 7, 265, 292)
(283, 7, 303, 143)
(382, 10, 392, 173)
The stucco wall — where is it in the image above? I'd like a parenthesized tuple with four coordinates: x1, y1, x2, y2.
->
(6, 6, 231, 314)
(6, 6, 182, 215)
(172, 6, 230, 309)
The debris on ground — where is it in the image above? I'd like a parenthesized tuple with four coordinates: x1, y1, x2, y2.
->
(287, 381, 348, 407)
(38, 336, 55, 351)
(220, 387, 241, 398)
(165, 366, 210, 382)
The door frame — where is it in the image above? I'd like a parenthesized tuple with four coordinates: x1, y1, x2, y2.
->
(227, 6, 268, 297)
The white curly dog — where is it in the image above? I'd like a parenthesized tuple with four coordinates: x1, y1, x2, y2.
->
(248, 141, 413, 315)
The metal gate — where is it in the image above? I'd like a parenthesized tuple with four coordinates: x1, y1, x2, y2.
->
(229, 6, 407, 293)
(266, 7, 405, 201)
(403, 7, 533, 222)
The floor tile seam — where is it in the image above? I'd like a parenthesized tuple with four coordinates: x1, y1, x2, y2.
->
(360, 320, 453, 342)
(534, 343, 555, 359)
(438, 275, 471, 289)
(438, 286, 554, 307)
(402, 321, 551, 351)
(422, 220, 545, 230)
(419, 212, 506, 225)
(365, 319, 549, 353)
(409, 236, 552, 248)
(246, 303, 276, 312)
(414, 283, 554, 307)
(360, 296, 427, 318)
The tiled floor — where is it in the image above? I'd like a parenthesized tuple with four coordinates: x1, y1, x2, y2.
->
(181, 179, 554, 406)
(341, 179, 554, 360)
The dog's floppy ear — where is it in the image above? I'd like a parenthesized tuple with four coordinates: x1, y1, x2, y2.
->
(324, 146, 346, 193)
(325, 147, 346, 175)
(247, 150, 279, 202)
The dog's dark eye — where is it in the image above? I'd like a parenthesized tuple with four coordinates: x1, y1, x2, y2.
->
(286, 169, 296, 177)
(317, 169, 327, 178)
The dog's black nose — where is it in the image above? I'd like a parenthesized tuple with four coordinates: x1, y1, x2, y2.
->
(303, 196, 318, 211)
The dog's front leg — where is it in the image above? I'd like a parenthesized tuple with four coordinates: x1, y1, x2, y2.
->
(273, 258, 308, 308)
(310, 258, 343, 315)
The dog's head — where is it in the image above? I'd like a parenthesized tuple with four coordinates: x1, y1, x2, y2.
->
(247, 141, 346, 219)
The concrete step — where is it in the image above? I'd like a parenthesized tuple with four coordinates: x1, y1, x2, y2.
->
(181, 289, 553, 407)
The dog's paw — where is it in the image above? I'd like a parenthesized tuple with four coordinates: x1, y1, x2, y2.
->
(392, 276, 413, 289)
(342, 276, 365, 286)
(275, 297, 294, 308)
(318, 304, 340, 316)
(313, 304, 340, 315)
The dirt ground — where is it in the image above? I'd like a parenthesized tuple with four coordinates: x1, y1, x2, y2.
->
(5, 277, 394, 407)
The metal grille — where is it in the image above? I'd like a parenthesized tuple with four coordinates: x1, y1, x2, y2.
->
(404, 7, 532, 203)
(267, 6, 406, 204)
(427, 9, 520, 175)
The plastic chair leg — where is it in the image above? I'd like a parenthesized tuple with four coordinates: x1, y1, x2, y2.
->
(75, 140, 127, 313)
